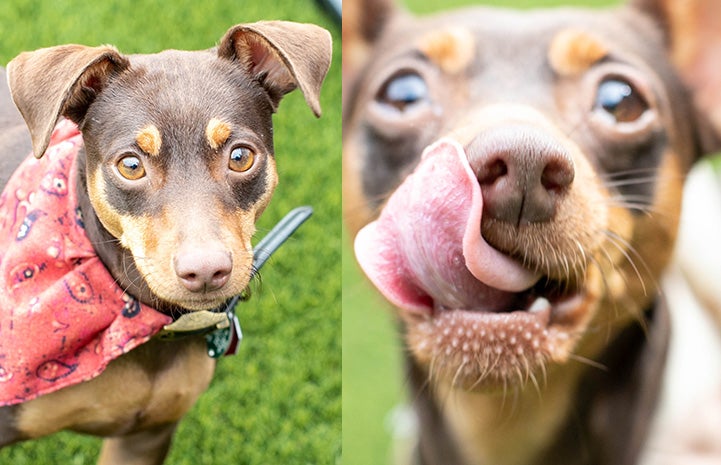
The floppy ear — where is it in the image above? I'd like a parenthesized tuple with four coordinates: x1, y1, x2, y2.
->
(218, 21, 332, 118)
(632, 0, 721, 154)
(6, 45, 129, 159)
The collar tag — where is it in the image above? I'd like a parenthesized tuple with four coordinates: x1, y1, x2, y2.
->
(205, 310, 243, 358)
(156, 311, 229, 340)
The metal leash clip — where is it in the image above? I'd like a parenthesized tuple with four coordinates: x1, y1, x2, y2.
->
(157, 207, 313, 357)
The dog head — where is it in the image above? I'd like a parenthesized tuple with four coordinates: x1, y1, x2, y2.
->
(8, 21, 331, 312)
(344, 0, 721, 393)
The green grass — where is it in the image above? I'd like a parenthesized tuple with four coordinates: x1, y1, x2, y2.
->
(0, 1, 340, 464)
(340, 1, 620, 465)
(404, 0, 618, 13)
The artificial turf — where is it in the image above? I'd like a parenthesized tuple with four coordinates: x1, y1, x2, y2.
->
(0, 0, 341, 464)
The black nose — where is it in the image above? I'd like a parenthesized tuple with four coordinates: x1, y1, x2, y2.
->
(174, 248, 232, 293)
(467, 126, 575, 226)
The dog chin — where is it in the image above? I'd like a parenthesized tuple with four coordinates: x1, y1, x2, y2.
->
(149, 282, 246, 312)
(402, 281, 598, 391)
(169, 295, 232, 312)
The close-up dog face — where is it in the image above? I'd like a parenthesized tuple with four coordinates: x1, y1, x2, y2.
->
(345, 0, 693, 391)
(344, 0, 721, 463)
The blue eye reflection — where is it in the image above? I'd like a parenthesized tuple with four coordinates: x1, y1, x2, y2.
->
(595, 78, 647, 123)
(378, 73, 428, 111)
(597, 80, 631, 113)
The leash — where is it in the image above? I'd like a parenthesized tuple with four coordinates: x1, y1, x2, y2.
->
(156, 206, 314, 357)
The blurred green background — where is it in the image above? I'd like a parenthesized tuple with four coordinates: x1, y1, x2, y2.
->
(341, 1, 620, 465)
(0, 1, 341, 464)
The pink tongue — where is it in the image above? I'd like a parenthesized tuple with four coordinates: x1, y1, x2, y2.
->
(354, 138, 541, 313)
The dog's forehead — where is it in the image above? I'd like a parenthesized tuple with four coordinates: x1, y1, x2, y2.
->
(123, 49, 266, 112)
(86, 49, 274, 154)
(376, 6, 664, 79)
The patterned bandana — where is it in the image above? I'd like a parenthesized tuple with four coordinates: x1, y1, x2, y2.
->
(0, 120, 172, 406)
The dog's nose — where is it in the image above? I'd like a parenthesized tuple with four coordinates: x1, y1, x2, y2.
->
(174, 248, 233, 293)
(467, 126, 574, 226)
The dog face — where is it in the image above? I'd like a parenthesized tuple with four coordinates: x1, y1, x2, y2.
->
(82, 50, 279, 311)
(8, 22, 331, 312)
(344, 0, 721, 393)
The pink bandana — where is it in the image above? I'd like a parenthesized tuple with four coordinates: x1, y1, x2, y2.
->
(0, 120, 172, 406)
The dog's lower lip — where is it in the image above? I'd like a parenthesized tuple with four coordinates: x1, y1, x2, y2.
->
(429, 282, 580, 320)
(424, 285, 586, 340)
(432, 295, 550, 316)
(407, 287, 587, 389)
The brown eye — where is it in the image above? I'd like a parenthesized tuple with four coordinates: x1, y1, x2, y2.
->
(229, 146, 255, 173)
(117, 155, 146, 180)
(595, 78, 648, 123)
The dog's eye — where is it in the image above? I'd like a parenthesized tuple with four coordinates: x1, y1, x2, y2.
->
(378, 73, 428, 111)
(229, 146, 255, 173)
(595, 78, 648, 123)
(116, 155, 146, 180)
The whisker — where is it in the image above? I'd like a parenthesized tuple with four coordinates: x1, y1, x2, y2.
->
(608, 194, 657, 204)
(587, 252, 622, 342)
(88, 237, 123, 246)
(567, 353, 608, 372)
(607, 229, 659, 293)
(598, 167, 677, 181)
(452, 358, 468, 388)
(537, 356, 548, 388)
(602, 175, 660, 188)
(602, 231, 648, 297)
(604, 201, 660, 218)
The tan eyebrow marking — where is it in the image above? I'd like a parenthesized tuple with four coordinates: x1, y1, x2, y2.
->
(135, 124, 162, 156)
(206, 118, 232, 150)
(418, 27, 475, 75)
(548, 29, 609, 76)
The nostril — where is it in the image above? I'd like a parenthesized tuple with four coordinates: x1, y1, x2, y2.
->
(477, 158, 508, 185)
(174, 248, 233, 293)
(212, 270, 226, 280)
(541, 159, 575, 193)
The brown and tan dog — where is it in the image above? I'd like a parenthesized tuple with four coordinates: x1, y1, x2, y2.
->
(0, 21, 330, 464)
(343, 0, 721, 464)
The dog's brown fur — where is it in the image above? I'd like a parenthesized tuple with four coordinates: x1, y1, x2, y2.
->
(343, 0, 721, 464)
(0, 21, 331, 464)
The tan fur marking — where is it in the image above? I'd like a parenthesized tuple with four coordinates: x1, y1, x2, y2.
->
(548, 29, 608, 77)
(136, 125, 162, 156)
(88, 170, 124, 239)
(418, 28, 475, 75)
(343, 142, 375, 236)
(205, 118, 232, 150)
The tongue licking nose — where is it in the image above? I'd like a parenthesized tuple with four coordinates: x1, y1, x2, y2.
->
(354, 138, 542, 314)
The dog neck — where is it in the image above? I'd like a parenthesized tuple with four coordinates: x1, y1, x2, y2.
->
(406, 353, 584, 465)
